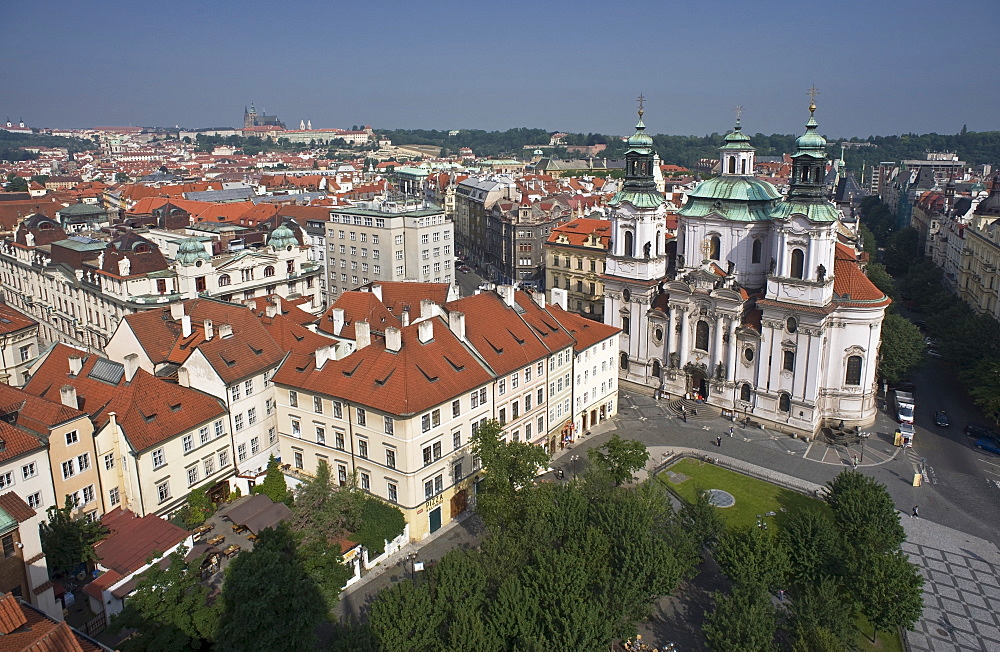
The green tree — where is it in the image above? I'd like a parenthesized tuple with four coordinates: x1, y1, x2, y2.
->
(29, 174, 49, 186)
(180, 487, 213, 528)
(109, 546, 220, 651)
(114, 172, 130, 183)
(678, 488, 725, 550)
(865, 262, 895, 298)
(714, 526, 788, 592)
(291, 458, 360, 546)
(877, 313, 924, 383)
(855, 551, 924, 642)
(40, 496, 107, 576)
(471, 418, 549, 530)
(787, 575, 855, 647)
(216, 524, 326, 652)
(254, 454, 292, 506)
(779, 508, 841, 587)
(859, 223, 878, 260)
(790, 625, 846, 652)
(825, 471, 905, 557)
(587, 434, 649, 486)
(703, 585, 776, 652)
(884, 227, 921, 275)
(5, 174, 28, 192)
(369, 580, 443, 652)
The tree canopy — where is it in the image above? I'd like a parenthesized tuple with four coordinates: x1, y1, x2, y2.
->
(587, 433, 650, 486)
(471, 418, 550, 530)
(877, 313, 924, 383)
(40, 496, 107, 576)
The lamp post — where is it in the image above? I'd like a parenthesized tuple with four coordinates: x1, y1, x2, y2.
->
(406, 552, 417, 582)
(570, 454, 580, 480)
(859, 431, 871, 464)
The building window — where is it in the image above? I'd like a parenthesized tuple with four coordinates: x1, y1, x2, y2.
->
(108, 487, 120, 507)
(251, 437, 260, 454)
(152, 448, 165, 469)
(752, 238, 763, 264)
(204, 457, 215, 476)
(695, 320, 710, 351)
(316, 427, 326, 446)
(386, 448, 396, 469)
(291, 419, 301, 437)
(234, 413, 244, 431)
(237, 443, 247, 462)
(358, 439, 369, 459)
(453, 431, 461, 449)
(709, 235, 721, 261)
(293, 451, 303, 469)
(247, 407, 257, 426)
(65, 430, 78, 446)
(740, 384, 752, 402)
(652, 359, 661, 378)
(187, 467, 199, 486)
(157, 481, 171, 504)
(313, 396, 323, 414)
(19, 345, 30, 362)
(215, 419, 225, 437)
(269, 426, 277, 445)
(790, 248, 805, 279)
(778, 393, 791, 413)
(288, 390, 298, 407)
(200, 426, 210, 444)
(25, 491, 41, 509)
(384, 416, 394, 436)
(0, 472, 12, 489)
(360, 472, 371, 491)
(220, 450, 230, 467)
(845, 356, 863, 386)
(332, 401, 342, 418)
(782, 350, 795, 372)
(356, 408, 366, 426)
(387, 482, 398, 503)
(218, 274, 231, 286)
(620, 352, 629, 370)
(786, 317, 797, 333)
(452, 400, 460, 418)
(3, 535, 15, 558)
(338, 464, 348, 485)
(499, 408, 506, 426)
(21, 463, 36, 480)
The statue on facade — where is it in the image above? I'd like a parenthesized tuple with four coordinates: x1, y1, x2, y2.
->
(643, 242, 651, 259)
(716, 361, 725, 381)
(769, 257, 776, 274)
(669, 352, 680, 369)
(25, 231, 34, 247)
(817, 263, 827, 283)
(118, 256, 131, 276)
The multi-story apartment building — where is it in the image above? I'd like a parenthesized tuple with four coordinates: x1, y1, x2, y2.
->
(0, 416, 55, 518)
(454, 176, 516, 266)
(0, 494, 61, 620)
(545, 217, 611, 320)
(959, 177, 1000, 320)
(0, 303, 40, 386)
(325, 198, 453, 298)
(23, 345, 232, 517)
(485, 196, 574, 287)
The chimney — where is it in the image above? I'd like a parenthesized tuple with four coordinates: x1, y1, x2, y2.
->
(550, 287, 569, 311)
(177, 366, 190, 387)
(124, 353, 139, 382)
(59, 385, 77, 408)
(204, 319, 214, 340)
(371, 284, 382, 301)
(316, 344, 332, 369)
(401, 308, 410, 328)
(181, 314, 192, 338)
(420, 298, 436, 319)
(385, 326, 402, 352)
(448, 311, 465, 341)
(532, 289, 545, 308)
(169, 302, 184, 320)
(109, 411, 117, 431)
(273, 296, 282, 313)
(265, 303, 277, 318)
(355, 320, 371, 350)
(332, 308, 345, 335)
(218, 323, 233, 338)
(418, 319, 434, 344)
(68, 356, 83, 376)
(499, 284, 516, 308)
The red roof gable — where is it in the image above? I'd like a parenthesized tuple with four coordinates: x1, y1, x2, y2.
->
(543, 303, 620, 352)
(445, 292, 553, 376)
(94, 509, 188, 575)
(0, 492, 35, 523)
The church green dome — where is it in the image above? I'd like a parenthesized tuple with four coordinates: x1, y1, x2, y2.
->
(679, 176, 781, 222)
(720, 120, 753, 150)
(626, 117, 654, 149)
(795, 108, 827, 153)
(176, 237, 210, 265)
(268, 222, 298, 250)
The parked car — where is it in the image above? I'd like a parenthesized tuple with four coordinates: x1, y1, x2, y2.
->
(965, 423, 999, 440)
(975, 438, 1000, 455)
(934, 410, 949, 427)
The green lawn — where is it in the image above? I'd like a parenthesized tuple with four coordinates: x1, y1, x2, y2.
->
(855, 614, 906, 652)
(659, 458, 828, 531)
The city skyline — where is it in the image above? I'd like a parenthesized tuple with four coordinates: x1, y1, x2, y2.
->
(2, 0, 998, 138)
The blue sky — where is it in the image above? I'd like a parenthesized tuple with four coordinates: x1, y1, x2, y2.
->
(2, 0, 998, 138)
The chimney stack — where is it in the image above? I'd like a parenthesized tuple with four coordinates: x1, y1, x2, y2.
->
(385, 326, 402, 352)
(532, 289, 545, 308)
(401, 308, 410, 328)
(181, 314, 192, 338)
(273, 296, 282, 313)
(332, 308, 345, 335)
(265, 303, 277, 318)
(355, 320, 371, 350)
(550, 287, 569, 311)
(218, 323, 233, 338)
(68, 356, 83, 376)
(448, 311, 465, 341)
(177, 366, 190, 387)
(59, 385, 77, 408)
(316, 344, 332, 369)
(204, 319, 214, 340)
(169, 302, 184, 320)
(420, 298, 436, 320)
(418, 319, 434, 344)
(499, 284, 516, 308)
(371, 284, 382, 301)
(124, 353, 139, 382)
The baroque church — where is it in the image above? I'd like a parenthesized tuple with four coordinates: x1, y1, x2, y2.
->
(602, 101, 890, 436)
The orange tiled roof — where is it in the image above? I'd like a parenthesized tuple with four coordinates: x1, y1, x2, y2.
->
(833, 243, 892, 307)
(318, 292, 400, 338)
(544, 303, 620, 352)
(0, 303, 37, 335)
(0, 591, 102, 651)
(0, 493, 35, 523)
(446, 292, 553, 376)
(95, 508, 188, 575)
(546, 218, 611, 248)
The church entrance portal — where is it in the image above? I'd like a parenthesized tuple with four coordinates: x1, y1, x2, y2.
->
(687, 371, 709, 400)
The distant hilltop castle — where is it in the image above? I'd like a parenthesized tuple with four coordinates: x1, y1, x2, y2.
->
(243, 103, 285, 129)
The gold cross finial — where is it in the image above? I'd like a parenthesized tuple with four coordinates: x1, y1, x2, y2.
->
(636, 93, 645, 118)
(807, 85, 820, 112)
(734, 104, 744, 123)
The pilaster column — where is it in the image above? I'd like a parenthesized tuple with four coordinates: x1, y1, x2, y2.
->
(727, 318, 738, 380)
(666, 305, 676, 360)
(679, 309, 690, 367)
(776, 230, 786, 276)
(805, 238, 816, 281)
(712, 314, 724, 373)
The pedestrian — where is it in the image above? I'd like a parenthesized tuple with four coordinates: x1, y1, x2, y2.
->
(681, 407, 687, 423)
(778, 589, 785, 602)
(853, 454, 859, 468)
(716, 436, 722, 447)
(728, 426, 734, 437)
(912, 505, 919, 519)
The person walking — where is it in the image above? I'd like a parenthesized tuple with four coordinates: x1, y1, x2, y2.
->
(912, 505, 919, 519)
(728, 426, 734, 438)
(716, 436, 722, 447)
(681, 407, 687, 423)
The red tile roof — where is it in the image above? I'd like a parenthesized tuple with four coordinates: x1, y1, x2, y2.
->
(546, 217, 611, 249)
(94, 508, 188, 575)
(445, 292, 553, 376)
(364, 281, 453, 317)
(248, 295, 316, 327)
(23, 344, 227, 452)
(0, 383, 87, 436)
(0, 592, 28, 634)
(318, 292, 400, 338)
(0, 303, 37, 335)
(543, 303, 620, 352)
(833, 243, 892, 307)
(0, 420, 45, 465)
(0, 492, 35, 523)
(0, 592, 102, 651)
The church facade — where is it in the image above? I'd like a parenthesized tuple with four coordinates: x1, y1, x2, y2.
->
(603, 103, 889, 437)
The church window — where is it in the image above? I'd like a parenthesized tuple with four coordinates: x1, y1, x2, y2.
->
(709, 236, 720, 261)
(263, 265, 275, 277)
(814, 166, 823, 183)
(782, 350, 795, 372)
(740, 384, 752, 402)
(653, 327, 663, 343)
(622, 288, 631, 302)
(695, 320, 710, 351)
(741, 158, 748, 174)
(655, 231, 662, 256)
(751, 238, 763, 264)
(786, 317, 797, 333)
(621, 316, 630, 334)
(790, 249, 805, 279)
(218, 274, 231, 286)
(620, 353, 629, 371)
(624, 231, 634, 257)
(778, 393, 791, 412)
(743, 347, 754, 362)
(651, 359, 661, 378)
(728, 157, 736, 174)
(845, 356, 863, 386)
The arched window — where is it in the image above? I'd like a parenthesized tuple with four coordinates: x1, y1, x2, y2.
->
(814, 166, 823, 183)
(790, 249, 805, 279)
(709, 235, 721, 261)
(218, 274, 231, 286)
(741, 158, 747, 174)
(740, 384, 752, 402)
(263, 265, 275, 278)
(624, 231, 634, 257)
(655, 230, 661, 256)
(695, 320, 710, 351)
(728, 157, 736, 174)
(620, 352, 629, 370)
(845, 356, 863, 386)
(652, 359, 661, 378)
(778, 393, 791, 412)
(751, 238, 763, 264)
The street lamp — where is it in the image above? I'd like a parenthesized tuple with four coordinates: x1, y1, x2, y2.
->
(859, 431, 871, 464)
(570, 455, 580, 480)
(406, 552, 418, 582)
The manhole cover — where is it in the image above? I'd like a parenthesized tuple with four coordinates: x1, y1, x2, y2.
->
(706, 489, 735, 508)
(936, 628, 950, 637)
